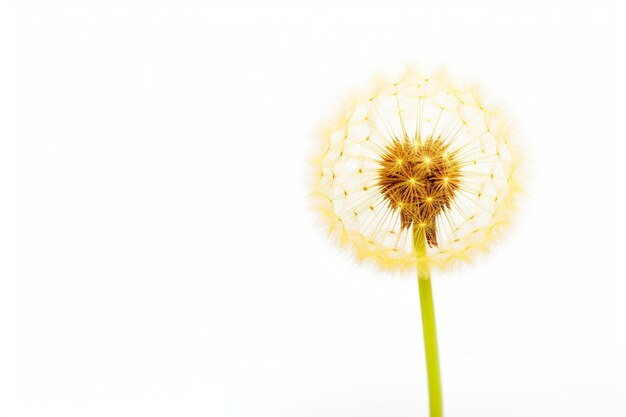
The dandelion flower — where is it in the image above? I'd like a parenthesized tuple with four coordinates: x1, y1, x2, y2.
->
(310, 67, 523, 416)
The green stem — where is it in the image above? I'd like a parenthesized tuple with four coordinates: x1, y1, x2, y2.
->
(413, 227, 442, 417)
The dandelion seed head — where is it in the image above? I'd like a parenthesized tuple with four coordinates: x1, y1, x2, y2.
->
(311, 68, 523, 273)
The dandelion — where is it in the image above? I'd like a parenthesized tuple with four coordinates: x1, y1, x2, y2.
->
(311, 67, 523, 416)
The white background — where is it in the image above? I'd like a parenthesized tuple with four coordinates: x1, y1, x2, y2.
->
(2, 1, 625, 416)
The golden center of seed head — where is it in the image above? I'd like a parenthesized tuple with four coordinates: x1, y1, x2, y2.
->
(376, 137, 462, 247)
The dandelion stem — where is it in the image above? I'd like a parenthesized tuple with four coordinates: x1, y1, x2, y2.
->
(413, 227, 442, 417)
